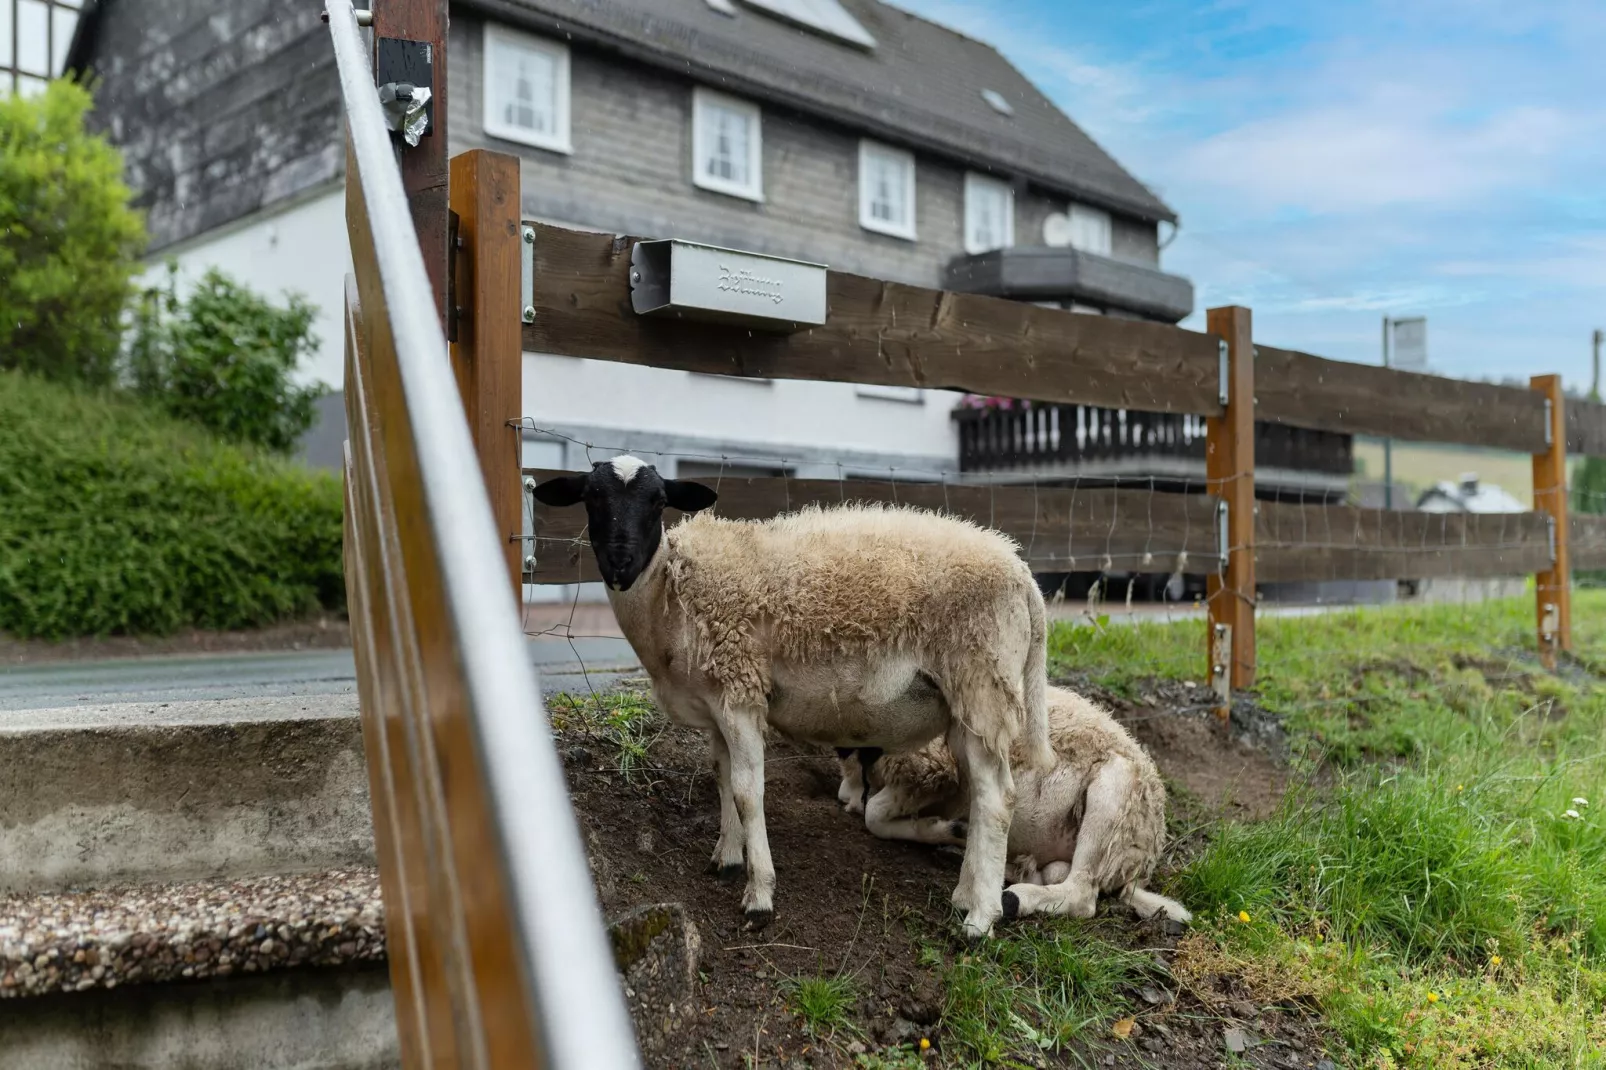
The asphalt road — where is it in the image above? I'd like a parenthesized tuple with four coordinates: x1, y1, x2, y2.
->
(0, 636, 642, 712)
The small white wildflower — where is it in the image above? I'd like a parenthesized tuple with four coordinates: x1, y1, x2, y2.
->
(1563, 809, 1581, 820)
(1572, 797, 1589, 808)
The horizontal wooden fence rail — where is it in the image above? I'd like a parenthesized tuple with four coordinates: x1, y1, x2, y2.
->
(1256, 503, 1555, 583)
(523, 224, 1224, 415)
(522, 469, 1593, 587)
(1573, 515, 1606, 571)
(521, 470, 1224, 583)
(522, 223, 1606, 460)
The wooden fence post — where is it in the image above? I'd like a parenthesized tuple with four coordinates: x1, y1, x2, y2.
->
(448, 149, 525, 597)
(1532, 373, 1571, 668)
(1206, 306, 1256, 714)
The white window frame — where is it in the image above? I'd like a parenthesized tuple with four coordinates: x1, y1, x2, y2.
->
(692, 87, 764, 202)
(482, 24, 573, 155)
(1067, 202, 1112, 257)
(857, 384, 925, 404)
(857, 140, 917, 241)
(963, 172, 1014, 255)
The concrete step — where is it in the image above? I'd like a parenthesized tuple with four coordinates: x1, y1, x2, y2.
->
(0, 868, 397, 1070)
(0, 697, 374, 895)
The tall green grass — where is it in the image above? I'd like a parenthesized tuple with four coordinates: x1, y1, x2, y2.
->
(1044, 594, 1606, 1068)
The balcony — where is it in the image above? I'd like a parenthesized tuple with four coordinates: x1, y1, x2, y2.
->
(953, 401, 1354, 502)
(944, 246, 1195, 323)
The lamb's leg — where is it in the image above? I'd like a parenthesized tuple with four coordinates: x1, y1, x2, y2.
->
(949, 728, 1013, 941)
(1122, 885, 1193, 924)
(722, 710, 776, 929)
(1002, 758, 1131, 920)
(835, 749, 865, 815)
(708, 730, 746, 880)
(863, 784, 967, 846)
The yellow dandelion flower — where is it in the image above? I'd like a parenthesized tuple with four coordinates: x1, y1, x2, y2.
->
(919, 1038, 931, 1051)
(1490, 955, 1503, 966)
(1427, 992, 1439, 1004)
(1456, 784, 1464, 792)
(1238, 910, 1252, 923)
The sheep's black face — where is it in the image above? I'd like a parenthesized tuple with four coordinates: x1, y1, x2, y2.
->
(531, 457, 717, 592)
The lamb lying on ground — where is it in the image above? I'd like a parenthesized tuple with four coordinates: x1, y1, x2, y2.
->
(532, 457, 1054, 940)
(836, 684, 1190, 924)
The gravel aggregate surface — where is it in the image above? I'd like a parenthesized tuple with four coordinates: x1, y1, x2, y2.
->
(0, 869, 384, 998)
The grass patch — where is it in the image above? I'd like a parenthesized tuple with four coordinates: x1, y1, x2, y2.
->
(940, 921, 1154, 1063)
(1044, 592, 1606, 1069)
(783, 974, 861, 1039)
(544, 688, 661, 780)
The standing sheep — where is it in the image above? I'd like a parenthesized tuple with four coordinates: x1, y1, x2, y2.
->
(837, 684, 1190, 924)
(532, 457, 1054, 939)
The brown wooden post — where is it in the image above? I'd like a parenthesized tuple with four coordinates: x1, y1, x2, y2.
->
(448, 149, 525, 597)
(1206, 306, 1256, 714)
(1531, 373, 1571, 668)
(373, 0, 451, 324)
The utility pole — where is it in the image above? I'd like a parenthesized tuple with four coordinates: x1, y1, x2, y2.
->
(1382, 316, 1393, 510)
(1592, 328, 1602, 403)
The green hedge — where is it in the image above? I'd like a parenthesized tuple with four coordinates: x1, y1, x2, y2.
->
(0, 370, 344, 639)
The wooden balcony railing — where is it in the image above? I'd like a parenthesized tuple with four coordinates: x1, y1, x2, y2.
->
(953, 402, 1354, 478)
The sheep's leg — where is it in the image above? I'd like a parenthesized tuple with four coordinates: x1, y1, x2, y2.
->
(707, 730, 746, 880)
(722, 710, 776, 929)
(949, 728, 1013, 941)
(864, 785, 967, 846)
(1003, 759, 1130, 920)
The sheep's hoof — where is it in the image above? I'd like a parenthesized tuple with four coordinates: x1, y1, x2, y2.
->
(741, 908, 774, 932)
(1001, 890, 1021, 920)
(713, 862, 745, 883)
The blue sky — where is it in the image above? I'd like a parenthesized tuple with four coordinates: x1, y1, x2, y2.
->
(898, 0, 1606, 391)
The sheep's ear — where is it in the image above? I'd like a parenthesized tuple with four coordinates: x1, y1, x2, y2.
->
(665, 480, 718, 513)
(531, 473, 588, 507)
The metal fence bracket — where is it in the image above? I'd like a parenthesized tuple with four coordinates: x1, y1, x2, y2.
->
(521, 227, 536, 324)
(1210, 622, 1232, 718)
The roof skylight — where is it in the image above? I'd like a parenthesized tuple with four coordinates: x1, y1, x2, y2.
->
(981, 88, 1014, 116)
(738, 0, 877, 49)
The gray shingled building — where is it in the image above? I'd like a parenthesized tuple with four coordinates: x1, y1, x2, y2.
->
(64, 0, 1199, 473)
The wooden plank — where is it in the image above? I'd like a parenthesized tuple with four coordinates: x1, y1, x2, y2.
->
(374, 0, 451, 325)
(522, 223, 1224, 415)
(349, 140, 544, 1069)
(343, 291, 435, 1070)
(1257, 502, 1553, 582)
(1572, 514, 1606, 571)
(1207, 306, 1255, 692)
(1533, 374, 1570, 665)
(448, 150, 524, 596)
(521, 470, 1222, 584)
(1567, 398, 1606, 458)
(1256, 344, 1549, 453)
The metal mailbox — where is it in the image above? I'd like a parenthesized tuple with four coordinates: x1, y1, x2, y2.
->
(629, 239, 827, 332)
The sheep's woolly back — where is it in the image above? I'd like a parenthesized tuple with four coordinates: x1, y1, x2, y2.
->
(664, 503, 1040, 757)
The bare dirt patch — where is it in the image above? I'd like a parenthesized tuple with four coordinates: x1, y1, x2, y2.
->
(559, 678, 1334, 1068)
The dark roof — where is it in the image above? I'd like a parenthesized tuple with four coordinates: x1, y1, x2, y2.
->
(464, 0, 1177, 223)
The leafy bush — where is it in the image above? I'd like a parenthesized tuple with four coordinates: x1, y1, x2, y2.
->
(125, 265, 326, 452)
(0, 370, 344, 639)
(0, 80, 146, 386)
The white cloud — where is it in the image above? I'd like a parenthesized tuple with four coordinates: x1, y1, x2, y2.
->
(1180, 96, 1575, 213)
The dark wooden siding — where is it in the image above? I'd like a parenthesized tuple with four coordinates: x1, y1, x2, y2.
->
(72, 0, 342, 251)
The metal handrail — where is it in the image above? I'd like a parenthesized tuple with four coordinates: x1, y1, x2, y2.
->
(327, 0, 640, 1064)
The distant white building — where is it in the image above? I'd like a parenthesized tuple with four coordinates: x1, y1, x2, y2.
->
(1412, 473, 1527, 603)
(1416, 473, 1526, 514)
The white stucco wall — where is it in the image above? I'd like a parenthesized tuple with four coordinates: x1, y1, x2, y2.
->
(143, 186, 353, 389)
